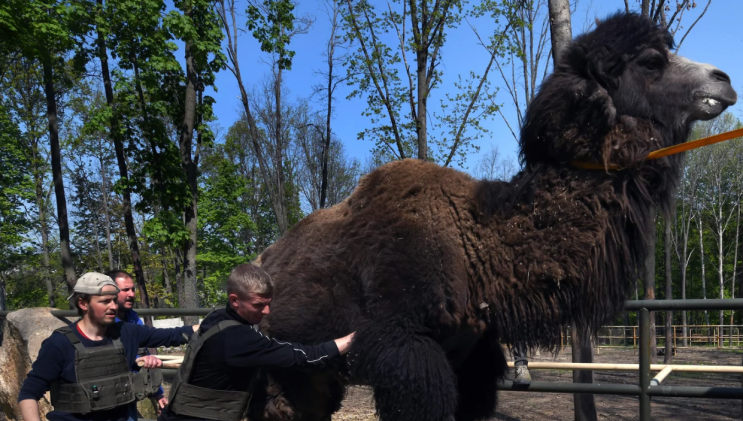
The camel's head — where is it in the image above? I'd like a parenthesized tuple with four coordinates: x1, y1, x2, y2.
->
(520, 12, 737, 168)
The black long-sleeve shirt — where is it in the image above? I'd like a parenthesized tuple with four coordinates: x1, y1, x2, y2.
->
(160, 306, 340, 421)
(18, 321, 194, 421)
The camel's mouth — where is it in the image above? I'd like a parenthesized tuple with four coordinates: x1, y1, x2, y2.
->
(691, 90, 737, 121)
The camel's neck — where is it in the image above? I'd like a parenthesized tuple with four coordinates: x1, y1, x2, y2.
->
(471, 145, 684, 350)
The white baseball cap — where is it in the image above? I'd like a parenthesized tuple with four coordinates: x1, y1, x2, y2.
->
(66, 272, 120, 300)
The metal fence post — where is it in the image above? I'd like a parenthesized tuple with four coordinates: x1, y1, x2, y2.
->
(639, 308, 651, 421)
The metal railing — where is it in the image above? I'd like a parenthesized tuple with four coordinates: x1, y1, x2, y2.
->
(4, 299, 743, 421)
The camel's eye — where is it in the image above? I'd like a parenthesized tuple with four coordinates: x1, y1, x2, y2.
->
(638, 54, 665, 71)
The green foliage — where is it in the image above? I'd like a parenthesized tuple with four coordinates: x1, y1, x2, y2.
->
(246, 0, 296, 70)
(0, 103, 35, 271)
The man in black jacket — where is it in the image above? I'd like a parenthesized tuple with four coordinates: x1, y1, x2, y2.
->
(18, 272, 198, 421)
(161, 264, 354, 421)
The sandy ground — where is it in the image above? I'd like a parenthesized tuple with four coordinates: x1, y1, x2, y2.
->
(332, 347, 743, 421)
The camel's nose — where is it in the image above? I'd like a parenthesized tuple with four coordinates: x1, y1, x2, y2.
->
(711, 68, 731, 84)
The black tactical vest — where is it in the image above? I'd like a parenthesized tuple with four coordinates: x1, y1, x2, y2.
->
(50, 326, 135, 414)
(168, 319, 255, 421)
(133, 347, 164, 401)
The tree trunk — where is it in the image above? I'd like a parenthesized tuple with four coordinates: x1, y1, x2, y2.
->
(162, 252, 172, 295)
(273, 63, 288, 233)
(95, 1, 151, 324)
(320, 13, 336, 209)
(173, 248, 184, 307)
(32, 139, 54, 307)
(681, 217, 689, 347)
(717, 203, 726, 346)
(643, 216, 657, 363)
(546, 7, 593, 418)
(97, 143, 114, 270)
(664, 216, 673, 363)
(178, 33, 200, 324)
(698, 218, 710, 339)
(547, 0, 572, 65)
(42, 54, 76, 302)
(730, 201, 740, 346)
(218, 0, 288, 235)
(571, 325, 597, 421)
(415, 46, 428, 160)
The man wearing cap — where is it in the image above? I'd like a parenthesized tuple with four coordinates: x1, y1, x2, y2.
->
(160, 264, 354, 421)
(107, 270, 168, 419)
(18, 272, 198, 421)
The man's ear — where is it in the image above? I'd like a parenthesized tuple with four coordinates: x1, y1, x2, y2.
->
(228, 293, 238, 308)
(78, 297, 89, 312)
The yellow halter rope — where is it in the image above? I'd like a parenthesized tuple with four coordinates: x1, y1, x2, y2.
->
(570, 127, 743, 171)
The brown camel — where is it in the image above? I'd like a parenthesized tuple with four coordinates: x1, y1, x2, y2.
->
(249, 12, 737, 421)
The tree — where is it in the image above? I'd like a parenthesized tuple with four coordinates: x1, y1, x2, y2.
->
(673, 145, 704, 347)
(0, 0, 95, 299)
(343, 0, 498, 166)
(217, 0, 303, 235)
(1, 55, 57, 306)
(167, 0, 226, 321)
(295, 104, 360, 211)
(693, 113, 743, 345)
(314, 0, 349, 208)
(93, 0, 154, 318)
(0, 103, 35, 310)
(474, 144, 516, 180)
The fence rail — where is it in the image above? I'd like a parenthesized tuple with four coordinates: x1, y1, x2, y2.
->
(4, 299, 743, 421)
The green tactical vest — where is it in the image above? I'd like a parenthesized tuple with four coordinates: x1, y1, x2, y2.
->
(168, 319, 255, 421)
(50, 325, 135, 414)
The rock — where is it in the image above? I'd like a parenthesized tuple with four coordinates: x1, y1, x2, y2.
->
(0, 308, 67, 421)
(8, 308, 68, 362)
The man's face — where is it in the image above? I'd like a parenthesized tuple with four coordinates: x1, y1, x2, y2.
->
(229, 292, 272, 325)
(115, 276, 136, 312)
(79, 285, 119, 325)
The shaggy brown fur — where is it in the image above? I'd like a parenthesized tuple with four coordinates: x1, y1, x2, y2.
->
(249, 13, 736, 421)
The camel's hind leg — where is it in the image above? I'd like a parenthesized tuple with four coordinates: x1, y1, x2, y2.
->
(453, 331, 508, 421)
(250, 369, 346, 421)
(351, 319, 458, 421)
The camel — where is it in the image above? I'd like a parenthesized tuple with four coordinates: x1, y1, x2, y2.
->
(249, 12, 737, 421)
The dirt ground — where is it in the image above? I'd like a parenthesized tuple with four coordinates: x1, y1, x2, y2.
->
(332, 347, 743, 421)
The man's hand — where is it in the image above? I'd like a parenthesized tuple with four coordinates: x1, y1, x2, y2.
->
(157, 396, 168, 411)
(136, 355, 163, 369)
(191, 324, 200, 332)
(334, 332, 355, 355)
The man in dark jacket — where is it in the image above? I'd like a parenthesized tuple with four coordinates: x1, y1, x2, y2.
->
(18, 272, 198, 421)
(160, 264, 354, 421)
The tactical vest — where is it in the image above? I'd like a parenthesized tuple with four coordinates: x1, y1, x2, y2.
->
(168, 319, 255, 421)
(133, 347, 164, 401)
(50, 326, 135, 414)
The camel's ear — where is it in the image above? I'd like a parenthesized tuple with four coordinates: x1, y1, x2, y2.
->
(585, 47, 622, 92)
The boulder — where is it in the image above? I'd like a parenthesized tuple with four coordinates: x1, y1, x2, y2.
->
(0, 308, 67, 421)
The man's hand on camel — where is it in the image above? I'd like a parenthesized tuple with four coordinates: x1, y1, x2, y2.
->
(334, 332, 355, 355)
(136, 355, 163, 369)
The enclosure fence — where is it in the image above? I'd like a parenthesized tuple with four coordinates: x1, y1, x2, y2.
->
(3, 299, 743, 421)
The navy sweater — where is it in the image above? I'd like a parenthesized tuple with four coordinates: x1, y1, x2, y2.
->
(18, 321, 194, 421)
(160, 306, 340, 421)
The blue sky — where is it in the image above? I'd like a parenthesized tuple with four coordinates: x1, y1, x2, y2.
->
(205, 1, 743, 174)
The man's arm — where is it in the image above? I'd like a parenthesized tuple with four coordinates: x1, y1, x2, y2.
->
(223, 326, 354, 369)
(19, 399, 41, 421)
(126, 323, 196, 349)
(18, 336, 64, 405)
